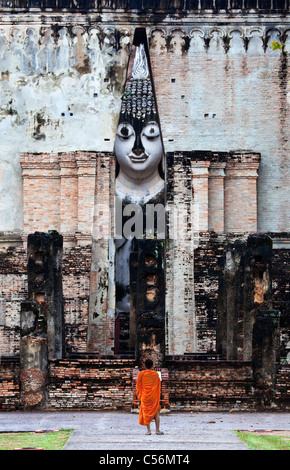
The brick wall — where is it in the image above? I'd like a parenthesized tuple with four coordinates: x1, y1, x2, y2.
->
(166, 150, 260, 355)
(20, 152, 100, 247)
(0, 247, 27, 356)
(1, 357, 289, 411)
(224, 154, 260, 233)
(0, 244, 92, 356)
(167, 358, 257, 411)
(0, 234, 289, 358)
(47, 358, 135, 410)
(276, 366, 290, 408)
(0, 359, 20, 410)
(62, 246, 92, 354)
(167, 151, 260, 235)
(272, 245, 290, 358)
(149, 25, 290, 234)
(194, 235, 290, 357)
(21, 154, 62, 235)
(194, 234, 225, 352)
(0, 22, 131, 233)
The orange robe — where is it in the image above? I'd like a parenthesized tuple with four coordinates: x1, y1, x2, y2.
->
(136, 369, 161, 426)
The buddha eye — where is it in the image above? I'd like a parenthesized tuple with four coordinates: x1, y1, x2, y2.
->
(121, 126, 129, 137)
(143, 123, 160, 139)
(117, 124, 134, 140)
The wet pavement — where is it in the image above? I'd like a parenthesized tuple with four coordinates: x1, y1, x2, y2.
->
(0, 410, 289, 450)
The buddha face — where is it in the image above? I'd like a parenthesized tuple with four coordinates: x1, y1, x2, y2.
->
(114, 119, 163, 181)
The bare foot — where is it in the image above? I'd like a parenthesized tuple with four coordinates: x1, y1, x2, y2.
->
(156, 431, 164, 435)
(145, 431, 151, 435)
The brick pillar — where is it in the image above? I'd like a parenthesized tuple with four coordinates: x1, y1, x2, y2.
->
(191, 160, 210, 232)
(75, 152, 97, 246)
(217, 234, 273, 362)
(243, 234, 273, 361)
(217, 239, 245, 360)
(27, 231, 64, 359)
(253, 309, 281, 407)
(166, 152, 196, 355)
(20, 153, 61, 236)
(208, 161, 226, 232)
(20, 301, 48, 409)
(224, 152, 260, 233)
(87, 153, 115, 354)
(59, 153, 78, 247)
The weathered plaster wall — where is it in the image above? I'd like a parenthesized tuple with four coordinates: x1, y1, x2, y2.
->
(0, 13, 290, 234)
(149, 24, 290, 233)
(0, 21, 132, 231)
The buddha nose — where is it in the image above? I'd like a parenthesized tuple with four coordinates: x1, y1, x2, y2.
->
(132, 134, 145, 156)
(132, 148, 143, 156)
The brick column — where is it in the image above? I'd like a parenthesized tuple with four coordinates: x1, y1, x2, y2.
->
(59, 153, 78, 247)
(224, 152, 260, 233)
(27, 231, 64, 360)
(208, 162, 226, 232)
(20, 301, 48, 409)
(191, 160, 210, 232)
(253, 309, 281, 407)
(217, 234, 273, 362)
(166, 152, 196, 355)
(87, 153, 115, 354)
(75, 152, 97, 246)
(20, 153, 61, 236)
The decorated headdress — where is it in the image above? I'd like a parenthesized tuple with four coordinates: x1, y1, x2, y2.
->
(120, 43, 157, 123)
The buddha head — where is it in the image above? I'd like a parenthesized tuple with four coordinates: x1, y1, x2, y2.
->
(114, 44, 164, 197)
(115, 116, 163, 182)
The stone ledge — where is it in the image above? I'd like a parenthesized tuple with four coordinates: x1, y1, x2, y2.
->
(1, 0, 289, 14)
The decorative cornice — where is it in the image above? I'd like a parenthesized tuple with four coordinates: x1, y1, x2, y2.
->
(0, 9, 290, 29)
(0, 0, 289, 14)
(0, 21, 288, 56)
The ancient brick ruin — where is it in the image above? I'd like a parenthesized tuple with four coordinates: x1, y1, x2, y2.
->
(0, 0, 289, 411)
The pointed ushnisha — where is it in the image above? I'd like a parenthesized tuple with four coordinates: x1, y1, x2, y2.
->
(121, 44, 157, 122)
(132, 44, 149, 79)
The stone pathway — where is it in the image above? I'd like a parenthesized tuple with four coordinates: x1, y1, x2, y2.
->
(0, 411, 289, 450)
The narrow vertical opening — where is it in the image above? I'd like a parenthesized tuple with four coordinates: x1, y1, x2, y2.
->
(113, 27, 166, 365)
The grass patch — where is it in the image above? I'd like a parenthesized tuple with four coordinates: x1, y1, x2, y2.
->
(0, 429, 73, 450)
(235, 431, 290, 451)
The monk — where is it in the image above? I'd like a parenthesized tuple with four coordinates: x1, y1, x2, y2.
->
(136, 359, 164, 435)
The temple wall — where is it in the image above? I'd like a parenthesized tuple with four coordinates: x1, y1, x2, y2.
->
(0, 21, 132, 232)
(1, 234, 289, 358)
(0, 4, 289, 410)
(1, 357, 290, 411)
(149, 25, 290, 233)
(0, 14, 289, 234)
